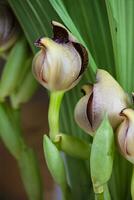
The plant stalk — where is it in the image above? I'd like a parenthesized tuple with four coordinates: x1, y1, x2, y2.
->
(48, 91, 64, 140)
(131, 166, 134, 200)
(95, 192, 104, 200)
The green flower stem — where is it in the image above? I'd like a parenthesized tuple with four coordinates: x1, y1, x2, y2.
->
(131, 167, 134, 200)
(48, 91, 91, 160)
(48, 91, 74, 200)
(104, 184, 111, 200)
(48, 91, 64, 140)
(95, 192, 104, 200)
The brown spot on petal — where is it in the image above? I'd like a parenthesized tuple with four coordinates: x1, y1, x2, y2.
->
(120, 108, 127, 117)
(86, 92, 93, 127)
(81, 88, 86, 96)
(124, 121, 130, 155)
(52, 22, 69, 43)
(41, 75, 47, 83)
(34, 37, 46, 48)
(34, 37, 42, 47)
(81, 84, 93, 96)
(72, 42, 88, 76)
(37, 50, 47, 83)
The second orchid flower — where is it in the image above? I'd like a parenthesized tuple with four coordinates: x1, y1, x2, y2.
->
(74, 69, 130, 136)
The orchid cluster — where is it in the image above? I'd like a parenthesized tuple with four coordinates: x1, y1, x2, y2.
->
(33, 21, 134, 165)
(1, 1, 134, 200)
(32, 21, 134, 199)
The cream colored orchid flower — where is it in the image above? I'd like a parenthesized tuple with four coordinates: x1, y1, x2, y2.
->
(74, 69, 130, 136)
(32, 21, 88, 91)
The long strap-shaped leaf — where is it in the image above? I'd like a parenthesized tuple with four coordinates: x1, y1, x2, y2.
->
(106, 0, 134, 92)
(9, 0, 60, 52)
(105, 1, 133, 200)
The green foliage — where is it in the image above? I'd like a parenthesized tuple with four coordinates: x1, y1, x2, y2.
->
(18, 148, 43, 200)
(10, 58, 38, 109)
(8, 0, 134, 199)
(90, 116, 114, 194)
(0, 103, 43, 200)
(0, 104, 26, 159)
(0, 37, 28, 101)
(131, 168, 134, 200)
(43, 135, 71, 200)
(9, 0, 60, 53)
(106, 0, 134, 92)
(43, 135, 67, 188)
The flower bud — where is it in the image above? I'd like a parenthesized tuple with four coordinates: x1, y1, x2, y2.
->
(32, 21, 88, 91)
(74, 69, 129, 135)
(0, 3, 19, 53)
(116, 108, 134, 164)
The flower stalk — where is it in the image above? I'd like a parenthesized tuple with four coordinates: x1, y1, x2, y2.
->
(48, 91, 64, 140)
(131, 167, 134, 200)
(95, 192, 104, 200)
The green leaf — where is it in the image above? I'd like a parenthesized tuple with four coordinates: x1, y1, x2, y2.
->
(0, 103, 43, 200)
(43, 135, 67, 188)
(109, 151, 132, 200)
(0, 37, 28, 101)
(10, 70, 38, 109)
(106, 0, 134, 92)
(9, 0, 60, 53)
(90, 116, 114, 194)
(0, 104, 26, 159)
(131, 168, 134, 200)
(18, 148, 43, 200)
